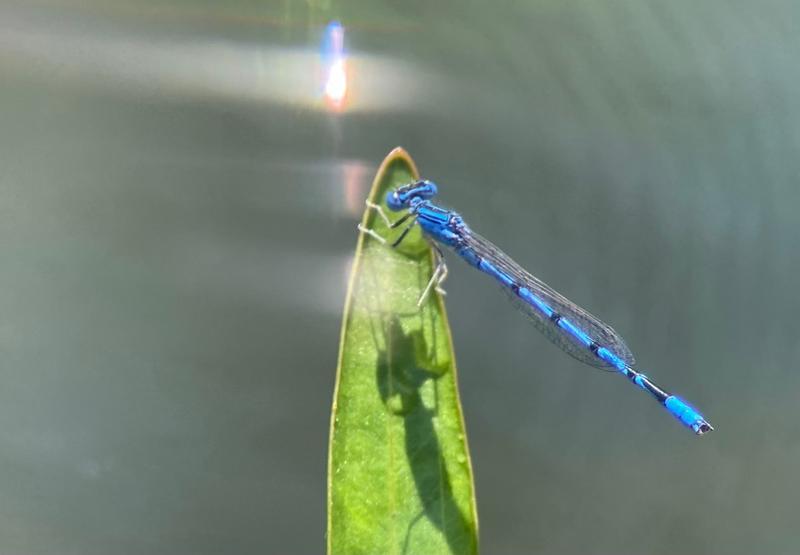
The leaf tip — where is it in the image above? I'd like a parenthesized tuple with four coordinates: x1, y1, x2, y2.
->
(379, 146, 420, 182)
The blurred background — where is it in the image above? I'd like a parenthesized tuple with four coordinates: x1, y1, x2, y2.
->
(1, 0, 798, 553)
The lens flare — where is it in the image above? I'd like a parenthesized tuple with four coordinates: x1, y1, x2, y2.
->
(322, 20, 347, 111)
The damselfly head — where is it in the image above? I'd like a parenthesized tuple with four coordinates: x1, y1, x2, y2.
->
(386, 180, 439, 211)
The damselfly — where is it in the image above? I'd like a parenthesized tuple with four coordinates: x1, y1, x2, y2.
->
(358, 179, 713, 435)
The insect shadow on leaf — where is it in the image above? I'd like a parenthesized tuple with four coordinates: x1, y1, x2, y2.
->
(374, 315, 472, 555)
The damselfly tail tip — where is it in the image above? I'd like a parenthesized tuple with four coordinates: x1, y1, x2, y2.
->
(664, 396, 713, 436)
(695, 420, 714, 435)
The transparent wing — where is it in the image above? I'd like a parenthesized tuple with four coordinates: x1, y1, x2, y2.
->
(462, 231, 636, 370)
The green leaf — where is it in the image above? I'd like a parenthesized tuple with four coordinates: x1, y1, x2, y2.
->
(328, 148, 478, 555)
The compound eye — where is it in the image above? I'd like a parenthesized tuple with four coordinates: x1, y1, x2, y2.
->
(421, 180, 438, 199)
(385, 190, 404, 211)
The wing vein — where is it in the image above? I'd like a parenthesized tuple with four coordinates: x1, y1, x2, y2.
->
(461, 231, 636, 370)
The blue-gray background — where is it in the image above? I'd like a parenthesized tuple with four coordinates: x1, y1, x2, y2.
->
(1, 1, 797, 553)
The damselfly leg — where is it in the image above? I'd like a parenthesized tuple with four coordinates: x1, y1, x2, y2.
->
(357, 200, 417, 245)
(357, 199, 446, 306)
(417, 244, 448, 307)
